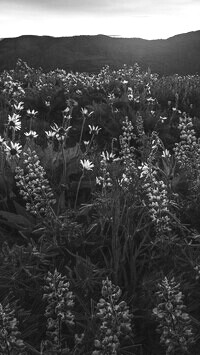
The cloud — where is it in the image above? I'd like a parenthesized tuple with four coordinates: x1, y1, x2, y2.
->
(0, 0, 199, 39)
(2, 0, 199, 16)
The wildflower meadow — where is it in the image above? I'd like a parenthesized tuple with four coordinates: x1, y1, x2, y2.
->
(1, 59, 200, 354)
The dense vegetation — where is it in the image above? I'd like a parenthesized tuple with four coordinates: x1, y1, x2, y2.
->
(1, 59, 200, 354)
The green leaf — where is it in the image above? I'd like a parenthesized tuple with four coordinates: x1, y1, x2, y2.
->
(13, 201, 35, 223)
(0, 210, 33, 229)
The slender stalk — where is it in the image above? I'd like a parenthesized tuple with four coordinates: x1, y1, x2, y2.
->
(84, 134, 95, 157)
(74, 171, 84, 210)
(112, 191, 121, 284)
(29, 116, 32, 131)
(58, 317, 61, 351)
(11, 127, 15, 141)
(79, 116, 86, 146)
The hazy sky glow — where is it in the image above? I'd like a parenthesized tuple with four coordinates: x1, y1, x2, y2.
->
(0, 0, 200, 39)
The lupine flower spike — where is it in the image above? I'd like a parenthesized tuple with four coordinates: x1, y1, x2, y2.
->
(119, 116, 138, 190)
(15, 148, 56, 217)
(92, 278, 133, 355)
(153, 276, 194, 354)
(43, 269, 74, 353)
(0, 302, 26, 354)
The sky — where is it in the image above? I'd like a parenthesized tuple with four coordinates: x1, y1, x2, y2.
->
(0, 0, 200, 40)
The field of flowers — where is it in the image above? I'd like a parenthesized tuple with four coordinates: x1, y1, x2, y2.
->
(1, 59, 200, 354)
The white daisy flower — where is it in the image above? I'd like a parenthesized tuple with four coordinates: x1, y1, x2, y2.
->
(147, 97, 155, 103)
(108, 93, 115, 101)
(128, 94, 133, 101)
(80, 107, 93, 117)
(160, 116, 167, 123)
(122, 80, 128, 84)
(88, 125, 101, 135)
(83, 141, 90, 146)
(101, 151, 120, 163)
(45, 101, 50, 107)
(50, 123, 72, 141)
(8, 113, 21, 131)
(0, 135, 5, 146)
(63, 107, 70, 114)
(162, 149, 171, 158)
(4, 141, 22, 158)
(24, 130, 38, 139)
(81, 107, 88, 116)
(14, 101, 24, 111)
(80, 159, 94, 171)
(134, 96, 140, 103)
(27, 109, 38, 116)
(45, 130, 56, 139)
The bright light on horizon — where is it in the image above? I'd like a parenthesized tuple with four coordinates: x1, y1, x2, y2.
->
(0, 0, 200, 40)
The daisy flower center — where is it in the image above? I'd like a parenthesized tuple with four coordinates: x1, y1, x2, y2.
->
(58, 128, 65, 135)
(10, 148, 17, 156)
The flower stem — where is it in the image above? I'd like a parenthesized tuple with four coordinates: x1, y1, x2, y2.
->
(74, 171, 84, 209)
(79, 116, 86, 147)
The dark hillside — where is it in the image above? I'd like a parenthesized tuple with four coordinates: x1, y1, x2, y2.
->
(0, 31, 200, 74)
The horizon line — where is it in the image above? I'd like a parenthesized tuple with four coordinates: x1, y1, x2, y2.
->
(0, 29, 199, 41)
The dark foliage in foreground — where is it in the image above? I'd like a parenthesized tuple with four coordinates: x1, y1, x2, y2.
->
(1, 60, 200, 354)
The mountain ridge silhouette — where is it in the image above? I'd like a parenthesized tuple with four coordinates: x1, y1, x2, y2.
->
(0, 30, 200, 74)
